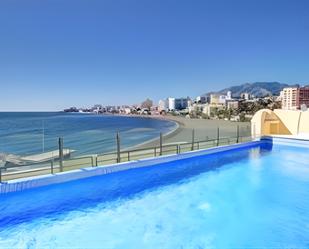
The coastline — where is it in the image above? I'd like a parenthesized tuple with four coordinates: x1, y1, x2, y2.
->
(118, 114, 251, 151)
(1, 113, 250, 170)
(118, 115, 180, 151)
(1, 114, 251, 180)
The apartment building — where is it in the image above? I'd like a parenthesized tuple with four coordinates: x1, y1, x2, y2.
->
(281, 87, 309, 110)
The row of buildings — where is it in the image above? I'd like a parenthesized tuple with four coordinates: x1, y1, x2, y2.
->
(158, 91, 234, 112)
(64, 105, 153, 115)
(157, 91, 256, 118)
(64, 99, 155, 115)
(64, 86, 309, 120)
(158, 86, 309, 117)
(65, 90, 267, 121)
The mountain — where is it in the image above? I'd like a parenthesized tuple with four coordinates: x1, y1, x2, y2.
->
(204, 82, 298, 98)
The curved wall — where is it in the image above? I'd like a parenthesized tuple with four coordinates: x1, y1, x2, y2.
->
(251, 109, 309, 136)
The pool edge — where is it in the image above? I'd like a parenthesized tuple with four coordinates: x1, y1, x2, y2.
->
(2, 136, 308, 194)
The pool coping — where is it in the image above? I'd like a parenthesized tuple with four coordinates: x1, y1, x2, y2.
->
(261, 136, 309, 147)
(1, 136, 308, 194)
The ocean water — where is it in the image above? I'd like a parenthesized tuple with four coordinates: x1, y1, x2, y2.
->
(0, 142, 309, 248)
(0, 112, 176, 156)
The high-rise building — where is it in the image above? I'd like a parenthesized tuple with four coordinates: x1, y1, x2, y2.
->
(166, 97, 175, 111)
(281, 87, 297, 110)
(297, 87, 309, 109)
(158, 100, 167, 112)
(281, 87, 309, 110)
(175, 97, 189, 110)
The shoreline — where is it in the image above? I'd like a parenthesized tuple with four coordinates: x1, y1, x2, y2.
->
(1, 114, 251, 179)
(120, 116, 181, 151)
(1, 114, 251, 170)
(62, 113, 250, 150)
(116, 114, 251, 151)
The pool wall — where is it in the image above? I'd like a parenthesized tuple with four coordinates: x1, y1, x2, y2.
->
(0, 140, 263, 194)
(262, 136, 309, 148)
(0, 136, 307, 194)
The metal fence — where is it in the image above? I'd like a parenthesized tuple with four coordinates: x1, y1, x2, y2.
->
(0, 126, 254, 182)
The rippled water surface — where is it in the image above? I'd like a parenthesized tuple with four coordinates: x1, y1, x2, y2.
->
(0, 112, 176, 156)
(0, 142, 309, 249)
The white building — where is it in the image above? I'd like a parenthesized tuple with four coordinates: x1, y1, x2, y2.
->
(124, 108, 131, 114)
(280, 87, 297, 110)
(188, 103, 205, 113)
(158, 99, 167, 112)
(166, 97, 176, 111)
(226, 100, 239, 109)
(219, 95, 227, 104)
(195, 96, 207, 104)
(226, 91, 232, 100)
(240, 92, 252, 100)
(202, 103, 225, 116)
(210, 94, 226, 106)
(187, 98, 193, 108)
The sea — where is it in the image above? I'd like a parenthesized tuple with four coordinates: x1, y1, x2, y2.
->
(0, 112, 177, 157)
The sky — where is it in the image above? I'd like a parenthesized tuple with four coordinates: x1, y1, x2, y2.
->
(0, 0, 309, 111)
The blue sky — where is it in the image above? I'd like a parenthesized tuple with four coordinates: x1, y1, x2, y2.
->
(0, 0, 308, 111)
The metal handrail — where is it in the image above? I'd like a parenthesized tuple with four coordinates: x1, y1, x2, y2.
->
(0, 134, 257, 182)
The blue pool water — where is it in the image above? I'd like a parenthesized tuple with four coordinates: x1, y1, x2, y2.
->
(0, 141, 309, 248)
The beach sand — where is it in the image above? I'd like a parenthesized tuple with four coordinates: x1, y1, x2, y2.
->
(135, 115, 251, 148)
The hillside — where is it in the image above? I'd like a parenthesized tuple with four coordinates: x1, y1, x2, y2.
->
(205, 82, 298, 97)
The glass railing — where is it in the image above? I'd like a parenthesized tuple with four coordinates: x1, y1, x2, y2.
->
(0, 131, 256, 182)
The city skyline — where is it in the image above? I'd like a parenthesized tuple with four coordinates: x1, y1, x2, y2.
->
(1, 0, 309, 111)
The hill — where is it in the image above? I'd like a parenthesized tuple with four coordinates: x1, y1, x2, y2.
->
(204, 82, 298, 97)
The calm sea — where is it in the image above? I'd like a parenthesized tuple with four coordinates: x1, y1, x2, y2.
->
(0, 112, 177, 156)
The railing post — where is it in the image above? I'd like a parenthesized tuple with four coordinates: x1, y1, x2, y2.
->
(236, 125, 240, 143)
(58, 137, 64, 172)
(0, 168, 2, 183)
(95, 155, 98, 166)
(177, 144, 180, 154)
(191, 129, 195, 151)
(51, 159, 54, 174)
(128, 151, 130, 161)
(216, 127, 220, 146)
(116, 132, 121, 163)
(159, 132, 163, 156)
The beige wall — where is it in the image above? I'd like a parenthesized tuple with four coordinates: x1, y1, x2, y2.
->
(273, 109, 301, 135)
(298, 111, 309, 134)
(251, 109, 309, 136)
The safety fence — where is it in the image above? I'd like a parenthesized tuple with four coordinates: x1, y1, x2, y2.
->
(0, 126, 254, 182)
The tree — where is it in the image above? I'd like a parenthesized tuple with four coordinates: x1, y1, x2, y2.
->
(239, 112, 246, 122)
(141, 98, 153, 110)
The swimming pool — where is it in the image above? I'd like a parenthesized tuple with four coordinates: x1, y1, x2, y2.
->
(0, 138, 308, 248)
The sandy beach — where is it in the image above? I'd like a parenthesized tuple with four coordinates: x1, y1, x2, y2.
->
(135, 115, 251, 148)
